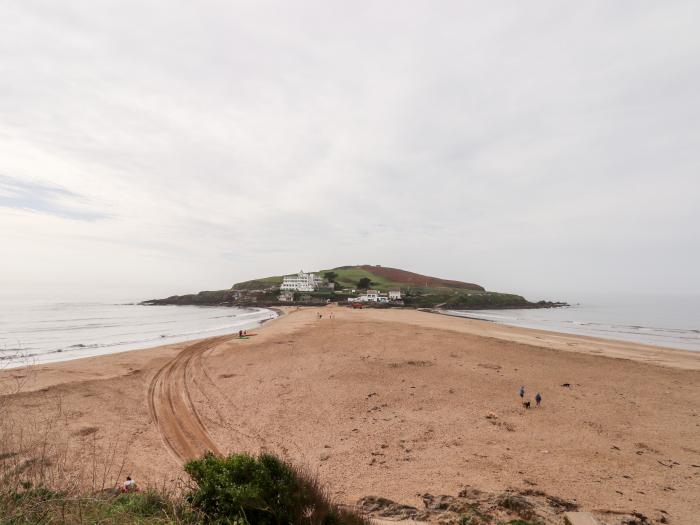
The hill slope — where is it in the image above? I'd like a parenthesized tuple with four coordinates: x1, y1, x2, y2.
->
(357, 265, 483, 290)
(232, 265, 484, 292)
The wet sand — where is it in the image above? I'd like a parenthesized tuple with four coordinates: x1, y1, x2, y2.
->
(1, 306, 699, 522)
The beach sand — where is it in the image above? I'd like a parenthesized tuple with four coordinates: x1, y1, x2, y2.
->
(1, 306, 699, 522)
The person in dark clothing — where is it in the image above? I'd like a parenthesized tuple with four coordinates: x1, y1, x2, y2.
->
(535, 392, 542, 407)
(519, 386, 525, 400)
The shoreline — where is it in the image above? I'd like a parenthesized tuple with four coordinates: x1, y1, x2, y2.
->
(0, 305, 279, 370)
(4, 302, 699, 373)
(431, 305, 700, 353)
(411, 307, 700, 370)
(3, 305, 699, 396)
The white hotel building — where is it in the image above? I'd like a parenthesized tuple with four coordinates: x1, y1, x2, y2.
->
(280, 271, 323, 292)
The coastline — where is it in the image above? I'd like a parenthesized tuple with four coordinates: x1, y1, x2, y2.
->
(4, 305, 700, 391)
(5, 302, 699, 373)
(2, 306, 699, 522)
(437, 300, 700, 353)
(0, 304, 278, 370)
(416, 307, 700, 370)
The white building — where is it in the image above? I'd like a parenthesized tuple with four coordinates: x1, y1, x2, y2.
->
(349, 290, 390, 303)
(280, 270, 323, 292)
(388, 290, 402, 300)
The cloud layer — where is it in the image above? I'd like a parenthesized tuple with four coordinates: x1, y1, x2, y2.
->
(1, 1, 698, 301)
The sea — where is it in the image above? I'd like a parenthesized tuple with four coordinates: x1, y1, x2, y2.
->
(0, 301, 276, 369)
(446, 293, 700, 352)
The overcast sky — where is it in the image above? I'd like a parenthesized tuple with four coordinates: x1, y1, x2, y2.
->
(1, 1, 698, 302)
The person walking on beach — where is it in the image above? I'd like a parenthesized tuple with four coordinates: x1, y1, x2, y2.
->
(519, 386, 525, 401)
(535, 392, 542, 407)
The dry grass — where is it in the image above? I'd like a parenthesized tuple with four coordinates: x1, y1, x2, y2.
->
(0, 393, 132, 495)
(0, 356, 150, 523)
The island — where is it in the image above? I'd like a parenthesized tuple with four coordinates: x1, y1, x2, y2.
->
(142, 264, 566, 310)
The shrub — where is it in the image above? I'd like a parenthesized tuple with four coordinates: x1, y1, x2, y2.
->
(184, 452, 367, 525)
(357, 278, 372, 289)
(110, 491, 170, 517)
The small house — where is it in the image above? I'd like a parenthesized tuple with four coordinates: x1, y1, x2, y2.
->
(365, 290, 379, 302)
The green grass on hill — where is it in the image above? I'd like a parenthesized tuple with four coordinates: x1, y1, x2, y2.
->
(318, 267, 399, 291)
(233, 267, 402, 292)
(232, 276, 284, 290)
(403, 291, 530, 309)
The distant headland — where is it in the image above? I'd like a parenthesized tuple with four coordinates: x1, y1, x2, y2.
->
(142, 265, 566, 310)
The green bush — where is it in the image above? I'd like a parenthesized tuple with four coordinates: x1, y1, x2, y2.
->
(110, 491, 170, 517)
(184, 453, 366, 525)
(356, 277, 372, 289)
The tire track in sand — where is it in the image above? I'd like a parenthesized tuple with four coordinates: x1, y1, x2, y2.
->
(147, 335, 233, 462)
(148, 310, 316, 463)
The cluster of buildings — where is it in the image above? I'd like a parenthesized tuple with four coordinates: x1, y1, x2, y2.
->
(348, 289, 401, 304)
(276, 270, 402, 304)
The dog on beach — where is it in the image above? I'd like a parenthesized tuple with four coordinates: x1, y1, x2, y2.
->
(523, 401, 531, 409)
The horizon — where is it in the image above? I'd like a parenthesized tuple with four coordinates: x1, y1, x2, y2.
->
(1, 2, 699, 302)
(2, 269, 700, 306)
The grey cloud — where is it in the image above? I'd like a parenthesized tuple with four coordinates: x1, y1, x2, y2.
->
(0, 175, 108, 221)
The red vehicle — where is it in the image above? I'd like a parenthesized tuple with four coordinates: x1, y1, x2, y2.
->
(351, 302, 364, 309)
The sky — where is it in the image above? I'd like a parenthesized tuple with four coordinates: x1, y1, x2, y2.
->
(1, 1, 699, 303)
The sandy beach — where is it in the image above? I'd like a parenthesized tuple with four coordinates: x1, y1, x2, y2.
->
(1, 306, 699, 523)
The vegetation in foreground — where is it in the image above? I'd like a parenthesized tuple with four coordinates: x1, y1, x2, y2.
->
(0, 453, 368, 525)
(0, 485, 199, 524)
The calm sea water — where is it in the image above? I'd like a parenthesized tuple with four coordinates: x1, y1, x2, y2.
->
(447, 294, 700, 351)
(0, 301, 276, 369)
